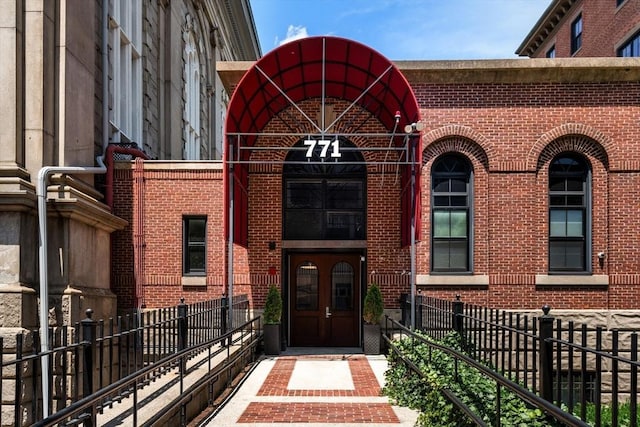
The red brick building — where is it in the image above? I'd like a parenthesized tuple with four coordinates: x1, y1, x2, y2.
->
(111, 35, 640, 348)
(517, 0, 640, 57)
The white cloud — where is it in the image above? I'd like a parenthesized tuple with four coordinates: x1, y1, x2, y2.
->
(277, 25, 309, 46)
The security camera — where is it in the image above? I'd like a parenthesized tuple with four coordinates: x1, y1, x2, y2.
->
(597, 252, 606, 259)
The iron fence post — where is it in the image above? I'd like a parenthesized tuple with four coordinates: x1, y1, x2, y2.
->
(81, 309, 97, 427)
(178, 298, 188, 351)
(178, 298, 188, 375)
(453, 294, 464, 335)
(415, 294, 423, 331)
(539, 305, 554, 403)
(221, 296, 228, 343)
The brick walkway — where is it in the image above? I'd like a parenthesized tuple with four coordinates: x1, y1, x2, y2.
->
(204, 352, 419, 426)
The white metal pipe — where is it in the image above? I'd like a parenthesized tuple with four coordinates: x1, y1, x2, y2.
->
(37, 165, 106, 417)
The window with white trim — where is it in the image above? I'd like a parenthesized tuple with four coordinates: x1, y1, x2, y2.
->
(109, 0, 142, 144)
(184, 28, 201, 160)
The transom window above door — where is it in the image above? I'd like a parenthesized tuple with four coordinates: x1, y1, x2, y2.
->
(283, 137, 366, 240)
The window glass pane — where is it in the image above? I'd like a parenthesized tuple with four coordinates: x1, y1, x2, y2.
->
(285, 211, 323, 239)
(566, 210, 583, 236)
(566, 178, 583, 192)
(326, 181, 362, 209)
(450, 211, 467, 237)
(325, 212, 364, 239)
(565, 242, 584, 269)
(434, 196, 449, 207)
(550, 210, 566, 236)
(188, 247, 205, 272)
(286, 181, 322, 208)
(296, 262, 318, 310)
(566, 195, 583, 206)
(449, 240, 468, 270)
(550, 241, 584, 270)
(550, 195, 565, 206)
(433, 178, 449, 192)
(433, 240, 468, 270)
(432, 240, 450, 270)
(549, 178, 565, 192)
(450, 196, 467, 207)
(332, 262, 353, 311)
(188, 219, 206, 242)
(433, 211, 450, 237)
(450, 178, 467, 192)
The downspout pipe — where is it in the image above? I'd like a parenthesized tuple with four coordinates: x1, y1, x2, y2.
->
(37, 163, 106, 418)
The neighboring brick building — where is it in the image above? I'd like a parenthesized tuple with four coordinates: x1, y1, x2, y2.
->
(517, 0, 640, 57)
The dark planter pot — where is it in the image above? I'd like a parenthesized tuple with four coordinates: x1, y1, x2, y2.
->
(264, 323, 281, 355)
(363, 323, 381, 355)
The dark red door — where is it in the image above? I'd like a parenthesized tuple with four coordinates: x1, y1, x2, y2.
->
(289, 253, 360, 346)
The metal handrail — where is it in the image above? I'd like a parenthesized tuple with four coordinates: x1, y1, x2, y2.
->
(384, 316, 589, 427)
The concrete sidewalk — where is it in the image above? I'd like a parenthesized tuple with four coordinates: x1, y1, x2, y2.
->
(200, 348, 419, 426)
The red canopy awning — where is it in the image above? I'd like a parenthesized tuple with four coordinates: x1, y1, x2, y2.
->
(224, 36, 421, 247)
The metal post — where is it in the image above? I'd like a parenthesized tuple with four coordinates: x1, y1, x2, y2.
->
(227, 139, 235, 331)
(453, 294, 464, 335)
(81, 309, 97, 427)
(539, 305, 554, 403)
(409, 132, 417, 330)
(178, 298, 188, 352)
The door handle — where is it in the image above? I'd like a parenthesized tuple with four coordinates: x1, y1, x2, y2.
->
(325, 306, 332, 318)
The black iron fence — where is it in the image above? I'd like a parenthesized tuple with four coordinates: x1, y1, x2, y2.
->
(395, 294, 639, 426)
(0, 295, 250, 426)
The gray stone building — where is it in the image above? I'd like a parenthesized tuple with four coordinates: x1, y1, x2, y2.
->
(0, 0, 259, 342)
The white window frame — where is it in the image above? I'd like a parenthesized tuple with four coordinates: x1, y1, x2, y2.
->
(109, 0, 142, 145)
(184, 28, 201, 160)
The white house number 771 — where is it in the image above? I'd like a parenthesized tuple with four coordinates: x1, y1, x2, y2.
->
(303, 139, 342, 158)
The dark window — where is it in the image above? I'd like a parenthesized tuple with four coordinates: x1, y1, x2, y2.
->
(554, 371, 596, 406)
(431, 154, 472, 272)
(546, 45, 556, 58)
(283, 137, 366, 240)
(183, 216, 206, 275)
(548, 154, 590, 272)
(618, 31, 640, 57)
(571, 14, 583, 54)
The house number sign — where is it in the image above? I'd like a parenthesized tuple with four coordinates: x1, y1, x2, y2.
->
(303, 139, 342, 158)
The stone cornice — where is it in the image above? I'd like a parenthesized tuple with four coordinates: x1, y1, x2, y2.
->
(217, 57, 640, 92)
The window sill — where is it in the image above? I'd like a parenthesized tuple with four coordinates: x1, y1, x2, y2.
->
(182, 276, 206, 287)
(417, 274, 489, 286)
(535, 275, 608, 287)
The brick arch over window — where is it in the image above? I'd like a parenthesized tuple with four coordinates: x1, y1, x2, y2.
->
(423, 125, 494, 169)
(422, 136, 489, 172)
(534, 134, 609, 172)
(527, 123, 613, 171)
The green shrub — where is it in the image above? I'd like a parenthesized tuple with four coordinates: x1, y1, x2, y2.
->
(263, 285, 282, 324)
(363, 283, 384, 324)
(384, 332, 549, 427)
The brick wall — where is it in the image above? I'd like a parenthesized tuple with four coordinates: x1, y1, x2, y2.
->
(531, 0, 640, 58)
(112, 78, 640, 312)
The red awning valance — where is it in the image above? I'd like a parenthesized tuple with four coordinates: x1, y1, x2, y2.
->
(224, 36, 421, 247)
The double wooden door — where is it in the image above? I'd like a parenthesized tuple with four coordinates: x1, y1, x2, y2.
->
(289, 253, 360, 347)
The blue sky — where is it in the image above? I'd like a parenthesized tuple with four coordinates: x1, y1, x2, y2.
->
(250, 0, 552, 60)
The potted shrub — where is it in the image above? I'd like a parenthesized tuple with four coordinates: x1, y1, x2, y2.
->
(263, 284, 283, 355)
(362, 283, 384, 354)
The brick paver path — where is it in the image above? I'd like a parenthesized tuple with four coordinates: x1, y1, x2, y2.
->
(205, 353, 419, 426)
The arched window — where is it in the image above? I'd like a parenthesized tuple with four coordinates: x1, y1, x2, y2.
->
(431, 154, 472, 272)
(549, 153, 590, 272)
(283, 137, 366, 240)
(184, 29, 200, 160)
